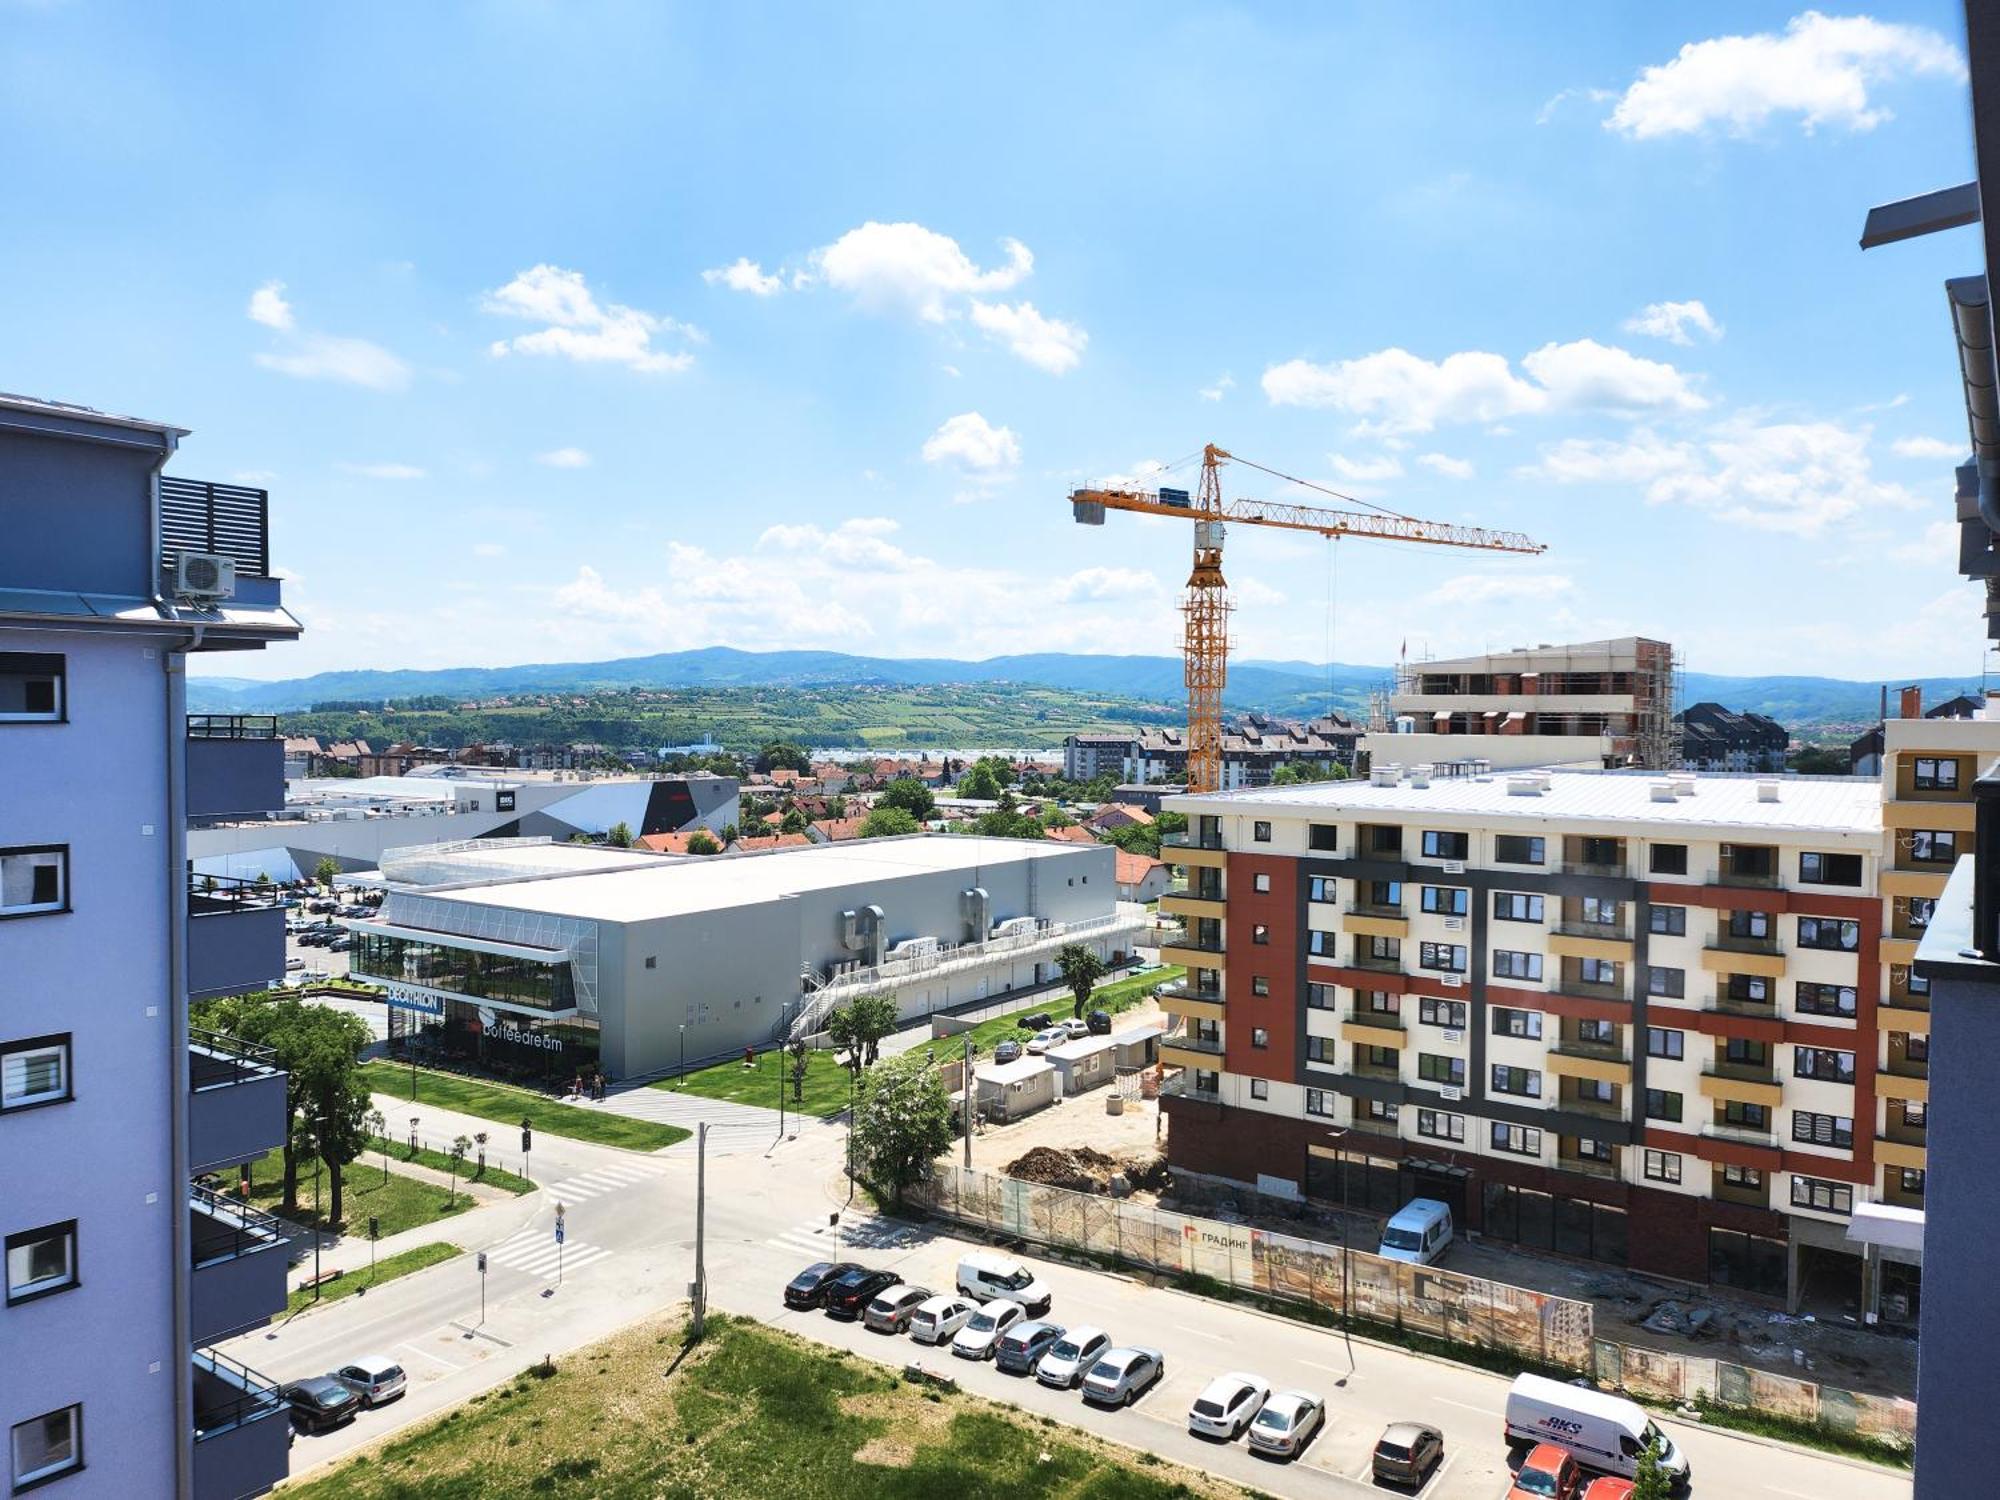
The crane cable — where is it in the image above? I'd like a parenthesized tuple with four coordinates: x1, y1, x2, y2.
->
(1222, 451, 1419, 524)
(1324, 535, 1340, 720)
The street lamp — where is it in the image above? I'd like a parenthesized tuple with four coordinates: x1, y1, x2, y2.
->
(677, 1024, 686, 1088)
(312, 1150, 324, 1302)
(409, 1116, 420, 1156)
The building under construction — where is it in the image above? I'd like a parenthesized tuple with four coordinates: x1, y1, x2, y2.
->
(1364, 636, 1682, 771)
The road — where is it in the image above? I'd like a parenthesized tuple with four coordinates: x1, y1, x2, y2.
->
(233, 1098, 1913, 1500)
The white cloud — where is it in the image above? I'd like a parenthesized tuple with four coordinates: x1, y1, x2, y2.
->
(1606, 11, 1964, 139)
(247, 281, 409, 392)
(701, 257, 782, 297)
(483, 265, 700, 374)
(473, 541, 507, 558)
(1421, 573, 1575, 607)
(339, 462, 426, 480)
(1329, 453, 1404, 482)
(1057, 566, 1161, 603)
(1263, 338, 1703, 435)
(247, 281, 294, 331)
(1416, 452, 1475, 480)
(1520, 431, 1700, 485)
(966, 299, 1087, 374)
(1892, 434, 1963, 460)
(1887, 519, 1959, 566)
(921, 412, 1021, 474)
(1623, 299, 1723, 346)
(232, 469, 278, 485)
(810, 222, 1031, 319)
(1199, 374, 1236, 402)
(536, 447, 592, 469)
(1535, 86, 1615, 125)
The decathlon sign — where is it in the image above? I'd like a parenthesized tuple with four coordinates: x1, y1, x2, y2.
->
(380, 984, 446, 1016)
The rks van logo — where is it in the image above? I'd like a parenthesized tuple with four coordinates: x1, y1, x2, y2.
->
(1538, 1416, 1585, 1436)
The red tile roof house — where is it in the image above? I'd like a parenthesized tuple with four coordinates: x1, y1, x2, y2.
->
(1114, 850, 1168, 903)
(729, 832, 813, 852)
(1087, 803, 1155, 832)
(808, 814, 870, 843)
(1044, 824, 1100, 846)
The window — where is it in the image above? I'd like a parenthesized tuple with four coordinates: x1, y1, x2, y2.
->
(1492, 891, 1544, 923)
(1308, 930, 1338, 957)
(1900, 1101, 1928, 1129)
(1418, 942, 1467, 973)
(1643, 1149, 1682, 1184)
(9, 1406, 81, 1490)
(1307, 875, 1335, 903)
(1900, 1168, 1927, 1196)
(1252, 820, 1272, 843)
(1417, 1109, 1465, 1142)
(1250, 1027, 1270, 1049)
(1645, 1027, 1684, 1060)
(1795, 982, 1857, 1019)
(1194, 1069, 1219, 1095)
(1792, 1111, 1854, 1149)
(1249, 1079, 1269, 1100)
(1367, 825, 1402, 856)
(1418, 1053, 1465, 1087)
(1254, 873, 1272, 894)
(1573, 1077, 1617, 1107)
(1646, 966, 1684, 999)
(1367, 879, 1402, 908)
(1791, 1176, 1853, 1214)
(1364, 934, 1399, 962)
(1251, 976, 1270, 997)
(1252, 924, 1270, 946)
(1, 1036, 70, 1113)
(1305, 1089, 1336, 1118)
(1794, 1047, 1856, 1084)
(1491, 1064, 1541, 1098)
(1906, 1033, 1931, 1063)
(1796, 916, 1860, 952)
(1491, 1122, 1541, 1156)
(1727, 909, 1772, 940)
(1645, 1088, 1683, 1122)
(1306, 983, 1337, 1011)
(1308, 823, 1338, 852)
(1910, 829, 1958, 863)
(0, 654, 64, 724)
(1358, 1044, 1398, 1070)
(5, 1221, 77, 1305)
(1362, 1098, 1398, 1124)
(0, 847, 67, 918)
(1491, 1007, 1543, 1039)
(1724, 1164, 1764, 1189)
(1306, 1036, 1338, 1065)
(1903, 965, 1932, 997)
(1578, 896, 1621, 927)
(1726, 973, 1770, 1004)
(1648, 905, 1687, 936)
(1724, 1037, 1768, 1068)
(1907, 897, 1936, 931)
(1576, 957, 1621, 988)
(1418, 997, 1466, 1028)
(1493, 950, 1543, 981)
(1493, 834, 1545, 865)
(1420, 885, 1469, 916)
(1649, 843, 1688, 875)
(1574, 1137, 1615, 1164)
(1913, 756, 1960, 791)
(1799, 852, 1863, 887)
(1358, 989, 1398, 1016)
(1420, 830, 1468, 860)
(1722, 1100, 1768, 1130)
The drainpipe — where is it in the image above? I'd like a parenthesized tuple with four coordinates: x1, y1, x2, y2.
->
(1947, 276, 2000, 532)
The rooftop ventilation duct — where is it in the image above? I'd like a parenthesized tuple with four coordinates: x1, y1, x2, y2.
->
(1506, 775, 1542, 796)
(1756, 779, 1781, 803)
(1672, 776, 1697, 797)
(1370, 765, 1399, 788)
(1649, 782, 1678, 803)
(1408, 766, 1431, 789)
(961, 886, 990, 943)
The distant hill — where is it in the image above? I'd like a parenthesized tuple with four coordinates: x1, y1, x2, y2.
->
(186, 646, 1983, 733)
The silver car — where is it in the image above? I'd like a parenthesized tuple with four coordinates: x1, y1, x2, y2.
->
(1080, 1346, 1165, 1407)
(862, 1284, 932, 1334)
(1246, 1389, 1325, 1459)
(994, 1320, 1066, 1375)
(951, 1298, 1024, 1360)
(1036, 1325, 1110, 1389)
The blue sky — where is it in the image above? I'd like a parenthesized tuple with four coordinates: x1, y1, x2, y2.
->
(2, 3, 1985, 683)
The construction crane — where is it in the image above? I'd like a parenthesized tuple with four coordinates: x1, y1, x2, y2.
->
(1070, 443, 1547, 793)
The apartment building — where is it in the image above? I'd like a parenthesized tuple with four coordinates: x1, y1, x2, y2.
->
(1366, 637, 1679, 772)
(1, 395, 299, 1498)
(1063, 713, 1358, 790)
(1159, 764, 1906, 1309)
(1678, 702, 1789, 775)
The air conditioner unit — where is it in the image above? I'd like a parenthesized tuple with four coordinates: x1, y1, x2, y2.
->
(1440, 1085, 1464, 1102)
(1443, 860, 1466, 875)
(1441, 974, 1464, 988)
(173, 551, 237, 601)
(1442, 1028, 1464, 1043)
(1443, 917, 1465, 932)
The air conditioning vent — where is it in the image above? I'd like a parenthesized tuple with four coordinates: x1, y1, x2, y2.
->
(1443, 860, 1466, 875)
(1440, 1085, 1463, 1102)
(1442, 1028, 1464, 1043)
(1443, 917, 1465, 932)
(173, 551, 237, 601)
(1441, 974, 1463, 988)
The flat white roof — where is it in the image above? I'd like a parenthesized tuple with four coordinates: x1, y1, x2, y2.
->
(975, 1056, 1057, 1085)
(378, 834, 1102, 923)
(1046, 1020, 1166, 1062)
(1169, 769, 1882, 836)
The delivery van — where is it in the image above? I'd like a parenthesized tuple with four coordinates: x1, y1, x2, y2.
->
(1503, 1373, 1691, 1488)
(1376, 1198, 1453, 1265)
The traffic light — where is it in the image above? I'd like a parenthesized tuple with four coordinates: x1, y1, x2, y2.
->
(368, 1216, 380, 1241)
(477, 1251, 488, 1274)
(521, 1119, 533, 1153)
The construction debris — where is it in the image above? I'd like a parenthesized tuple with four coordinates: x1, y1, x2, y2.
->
(1005, 1146, 1166, 1195)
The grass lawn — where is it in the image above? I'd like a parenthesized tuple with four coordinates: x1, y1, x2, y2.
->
(284, 1313, 1242, 1500)
(361, 1136, 534, 1195)
(659, 1046, 856, 1118)
(241, 1148, 476, 1239)
(287, 1242, 462, 1318)
(359, 1062, 689, 1153)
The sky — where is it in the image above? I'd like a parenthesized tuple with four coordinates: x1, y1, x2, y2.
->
(1, 3, 1988, 684)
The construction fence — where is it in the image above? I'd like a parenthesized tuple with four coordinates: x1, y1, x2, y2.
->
(1591, 1340, 1918, 1450)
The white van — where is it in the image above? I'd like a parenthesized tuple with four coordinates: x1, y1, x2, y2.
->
(955, 1250, 1052, 1315)
(1503, 1373, 1691, 1487)
(1376, 1199, 1453, 1265)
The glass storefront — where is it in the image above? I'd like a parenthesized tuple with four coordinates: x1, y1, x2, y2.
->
(355, 931, 576, 1012)
(388, 1000, 599, 1083)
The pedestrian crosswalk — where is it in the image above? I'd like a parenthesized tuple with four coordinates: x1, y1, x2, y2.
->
(766, 1211, 922, 1261)
(540, 1158, 671, 1205)
(482, 1225, 614, 1279)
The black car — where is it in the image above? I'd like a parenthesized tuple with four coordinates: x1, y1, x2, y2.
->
(281, 1376, 361, 1434)
(1017, 1012, 1054, 1032)
(783, 1260, 863, 1310)
(823, 1266, 900, 1319)
(1086, 1009, 1112, 1035)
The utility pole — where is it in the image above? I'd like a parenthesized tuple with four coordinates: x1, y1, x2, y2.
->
(312, 1153, 323, 1301)
(691, 1121, 708, 1340)
(961, 1033, 973, 1169)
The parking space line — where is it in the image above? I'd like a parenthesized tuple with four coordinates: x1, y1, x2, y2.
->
(397, 1339, 466, 1371)
(1301, 1359, 1351, 1377)
(1436, 1396, 1500, 1418)
(1171, 1324, 1226, 1341)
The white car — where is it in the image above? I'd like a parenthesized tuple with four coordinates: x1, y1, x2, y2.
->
(1188, 1372, 1272, 1439)
(1026, 1027, 1067, 1055)
(950, 1298, 1024, 1360)
(1246, 1389, 1325, 1458)
(1058, 1018, 1091, 1040)
(1036, 1325, 1111, 1389)
(329, 1354, 406, 1408)
(908, 1294, 978, 1345)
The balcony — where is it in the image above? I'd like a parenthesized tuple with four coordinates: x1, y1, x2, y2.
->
(1160, 1071, 1219, 1103)
(1162, 830, 1226, 869)
(1558, 859, 1628, 879)
(1713, 1172, 1771, 1209)
(1351, 950, 1406, 976)
(1158, 933, 1226, 969)
(189, 1029, 287, 1176)
(1703, 991, 1779, 1020)
(186, 715, 284, 821)
(1354, 1056, 1402, 1083)
(1698, 1064, 1783, 1109)
(1557, 1152, 1623, 1181)
(192, 1348, 290, 1500)
(1548, 1041, 1630, 1087)
(190, 1186, 292, 1345)
(1701, 1118, 1776, 1147)
(189, 874, 287, 1002)
(1553, 918, 1630, 942)
(1157, 981, 1224, 1024)
(1712, 859, 1781, 890)
(1557, 973, 1629, 1003)
(1160, 1034, 1224, 1072)
(1559, 1093, 1626, 1122)
(1877, 1065, 1931, 1103)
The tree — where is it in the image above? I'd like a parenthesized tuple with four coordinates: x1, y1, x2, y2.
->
(1056, 943, 1107, 1019)
(826, 993, 900, 1071)
(721, 823, 740, 844)
(859, 806, 920, 839)
(605, 821, 634, 848)
(292, 1006, 375, 1227)
(956, 762, 1004, 801)
(1789, 745, 1847, 775)
(1631, 1435, 1672, 1500)
(877, 777, 936, 821)
(1044, 806, 1074, 829)
(824, 794, 848, 819)
(447, 1135, 471, 1206)
(851, 1057, 955, 1208)
(780, 806, 808, 835)
(365, 1107, 388, 1184)
(787, 1038, 810, 1103)
(314, 856, 340, 889)
(685, 830, 721, 855)
(756, 741, 812, 774)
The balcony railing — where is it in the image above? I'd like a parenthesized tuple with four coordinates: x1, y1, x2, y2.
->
(1167, 878, 1225, 902)
(189, 872, 285, 915)
(1553, 1037, 1625, 1064)
(1559, 975, 1629, 1002)
(1705, 1061, 1778, 1087)
(190, 1184, 292, 1267)
(1711, 864, 1781, 890)
(1553, 919, 1630, 942)
(1158, 980, 1223, 1005)
(161, 475, 271, 577)
(1702, 1119, 1776, 1146)
(187, 714, 279, 741)
(1704, 991, 1778, 1019)
(1557, 1154, 1622, 1181)
(1558, 859, 1627, 879)
(1345, 1009, 1406, 1030)
(1561, 1095, 1626, 1121)
(1345, 903, 1406, 920)
(1711, 931, 1783, 958)
(1165, 934, 1226, 956)
(1164, 830, 1224, 852)
(1352, 951, 1405, 974)
(1161, 1072, 1219, 1102)
(1354, 1058, 1402, 1082)
(1166, 1033, 1225, 1057)
(192, 1347, 286, 1439)
(188, 1029, 279, 1091)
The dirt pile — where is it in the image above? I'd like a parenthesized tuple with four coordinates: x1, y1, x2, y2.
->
(1006, 1145, 1164, 1194)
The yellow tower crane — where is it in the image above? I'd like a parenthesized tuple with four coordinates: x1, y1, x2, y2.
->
(1070, 444, 1548, 793)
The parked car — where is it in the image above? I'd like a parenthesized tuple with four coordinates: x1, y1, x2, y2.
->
(1017, 1012, 1054, 1031)
(1035, 1325, 1110, 1389)
(862, 1284, 932, 1334)
(1026, 1027, 1066, 1055)
(950, 1298, 1025, 1360)
(1370, 1422, 1444, 1487)
(1081, 1346, 1165, 1407)
(281, 1377, 361, 1433)
(1246, 1389, 1325, 1459)
(1376, 1198, 1454, 1266)
(329, 936, 353, 952)
(329, 1355, 406, 1407)
(284, 957, 305, 971)
(993, 1319, 1066, 1375)
(783, 1260, 862, 1310)
(991, 1039, 1023, 1064)
(1058, 1018, 1091, 1040)
(1187, 1372, 1271, 1440)
(908, 1294, 979, 1345)
(956, 1251, 1052, 1315)
(1579, 1481, 1636, 1500)
(1086, 1009, 1112, 1035)
(1509, 1443, 1583, 1500)
(823, 1267, 901, 1320)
